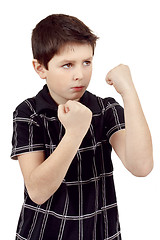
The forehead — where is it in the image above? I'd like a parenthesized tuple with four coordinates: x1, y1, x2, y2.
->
(55, 43, 93, 61)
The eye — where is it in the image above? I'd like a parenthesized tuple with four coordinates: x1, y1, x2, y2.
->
(62, 63, 72, 69)
(83, 61, 92, 66)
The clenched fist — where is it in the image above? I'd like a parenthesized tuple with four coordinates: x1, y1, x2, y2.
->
(105, 64, 135, 96)
(58, 100, 92, 138)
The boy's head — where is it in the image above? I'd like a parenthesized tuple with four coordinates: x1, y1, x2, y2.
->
(32, 14, 98, 70)
(32, 14, 99, 105)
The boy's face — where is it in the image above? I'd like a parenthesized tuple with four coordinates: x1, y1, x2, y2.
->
(36, 43, 93, 105)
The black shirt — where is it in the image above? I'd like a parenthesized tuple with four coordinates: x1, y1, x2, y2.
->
(11, 85, 125, 240)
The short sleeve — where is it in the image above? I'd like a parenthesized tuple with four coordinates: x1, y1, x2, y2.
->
(11, 100, 45, 160)
(103, 97, 125, 140)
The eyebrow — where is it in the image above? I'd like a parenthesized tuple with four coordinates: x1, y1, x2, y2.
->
(59, 56, 93, 65)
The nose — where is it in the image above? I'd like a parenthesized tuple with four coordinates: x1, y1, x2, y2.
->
(73, 66, 83, 81)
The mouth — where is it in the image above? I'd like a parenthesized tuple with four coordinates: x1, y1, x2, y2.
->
(71, 86, 85, 92)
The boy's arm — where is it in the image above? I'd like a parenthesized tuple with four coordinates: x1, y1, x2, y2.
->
(106, 64, 153, 177)
(18, 100, 92, 205)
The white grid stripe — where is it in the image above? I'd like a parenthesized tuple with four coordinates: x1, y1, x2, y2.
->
(57, 189, 69, 240)
(97, 97, 109, 239)
(23, 202, 118, 220)
(39, 195, 54, 240)
(27, 205, 41, 240)
(90, 124, 99, 240)
(77, 151, 83, 240)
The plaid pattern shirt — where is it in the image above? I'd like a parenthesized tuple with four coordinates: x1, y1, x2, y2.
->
(11, 85, 125, 240)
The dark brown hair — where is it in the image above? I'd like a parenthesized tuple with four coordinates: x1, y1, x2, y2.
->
(31, 14, 99, 69)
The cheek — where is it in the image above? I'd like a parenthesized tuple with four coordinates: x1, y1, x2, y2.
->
(85, 69, 92, 80)
(47, 71, 63, 84)
(55, 70, 71, 80)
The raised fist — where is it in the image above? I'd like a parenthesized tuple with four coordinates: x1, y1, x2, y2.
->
(58, 100, 92, 138)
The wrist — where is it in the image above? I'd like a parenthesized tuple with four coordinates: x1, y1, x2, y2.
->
(64, 130, 84, 143)
(120, 86, 137, 100)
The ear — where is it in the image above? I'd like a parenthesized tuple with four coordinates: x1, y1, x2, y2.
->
(32, 59, 47, 79)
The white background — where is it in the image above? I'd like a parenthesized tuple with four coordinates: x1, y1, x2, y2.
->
(1, 0, 160, 239)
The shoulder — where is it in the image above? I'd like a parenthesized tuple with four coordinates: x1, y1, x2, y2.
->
(13, 97, 37, 118)
(13, 85, 49, 116)
(85, 90, 118, 104)
(82, 91, 119, 114)
(12, 96, 43, 132)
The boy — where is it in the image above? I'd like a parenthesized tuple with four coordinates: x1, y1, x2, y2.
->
(11, 14, 153, 240)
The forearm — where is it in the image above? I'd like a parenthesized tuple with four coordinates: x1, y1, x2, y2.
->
(122, 88, 153, 176)
(28, 132, 83, 204)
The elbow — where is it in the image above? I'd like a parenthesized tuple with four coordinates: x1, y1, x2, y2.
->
(25, 182, 48, 205)
(25, 176, 60, 205)
(27, 184, 59, 205)
(126, 156, 154, 177)
(30, 195, 46, 205)
(27, 189, 47, 205)
(131, 165, 153, 177)
(141, 162, 154, 177)
(25, 173, 62, 205)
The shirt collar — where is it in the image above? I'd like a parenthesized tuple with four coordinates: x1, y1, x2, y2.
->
(35, 84, 101, 114)
(35, 85, 58, 113)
